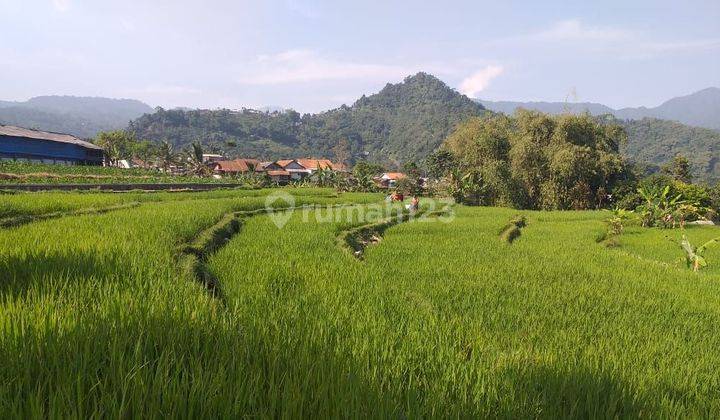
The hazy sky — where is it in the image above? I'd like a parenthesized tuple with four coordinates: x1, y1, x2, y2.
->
(1, 0, 718, 112)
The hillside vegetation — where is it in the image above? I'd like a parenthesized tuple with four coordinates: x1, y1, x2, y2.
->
(127, 73, 486, 166)
(619, 117, 720, 182)
(126, 74, 720, 182)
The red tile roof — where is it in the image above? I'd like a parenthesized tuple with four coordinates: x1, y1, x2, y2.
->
(273, 158, 346, 171)
(267, 170, 290, 176)
(296, 158, 335, 170)
(274, 159, 295, 168)
(212, 159, 261, 173)
(382, 172, 406, 180)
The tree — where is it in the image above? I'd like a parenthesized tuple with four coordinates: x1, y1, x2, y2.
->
(185, 142, 211, 176)
(662, 155, 693, 183)
(443, 115, 518, 207)
(397, 162, 423, 195)
(313, 166, 335, 187)
(351, 172, 377, 192)
(402, 161, 421, 178)
(156, 140, 178, 172)
(442, 112, 627, 210)
(94, 130, 138, 166)
(425, 150, 456, 179)
(673, 235, 720, 272)
(332, 138, 351, 168)
(130, 140, 156, 166)
(353, 161, 385, 179)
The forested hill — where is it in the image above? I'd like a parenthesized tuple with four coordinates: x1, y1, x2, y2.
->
(619, 117, 720, 182)
(127, 73, 487, 166)
(0, 96, 153, 138)
(127, 73, 720, 181)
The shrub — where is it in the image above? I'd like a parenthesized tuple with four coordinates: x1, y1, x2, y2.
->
(499, 214, 527, 243)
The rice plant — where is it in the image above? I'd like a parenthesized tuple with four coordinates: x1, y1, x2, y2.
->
(1, 190, 720, 417)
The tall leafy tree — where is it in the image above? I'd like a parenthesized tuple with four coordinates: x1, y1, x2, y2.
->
(443, 112, 627, 209)
(185, 142, 210, 176)
(353, 161, 385, 178)
(94, 130, 138, 166)
(662, 155, 693, 183)
(156, 140, 178, 172)
(425, 150, 457, 179)
(331, 138, 351, 168)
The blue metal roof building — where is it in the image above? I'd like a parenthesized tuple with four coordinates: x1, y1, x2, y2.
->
(0, 125, 104, 165)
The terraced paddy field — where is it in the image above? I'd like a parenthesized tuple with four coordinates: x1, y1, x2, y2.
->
(1, 188, 719, 417)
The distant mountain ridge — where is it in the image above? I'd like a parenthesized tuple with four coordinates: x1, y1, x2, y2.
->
(0, 96, 153, 138)
(479, 87, 720, 130)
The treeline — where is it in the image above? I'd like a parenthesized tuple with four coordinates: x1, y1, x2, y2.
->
(428, 111, 720, 226)
(429, 110, 627, 210)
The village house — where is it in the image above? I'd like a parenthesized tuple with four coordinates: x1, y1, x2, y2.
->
(266, 169, 291, 183)
(377, 172, 406, 188)
(210, 158, 262, 175)
(264, 158, 345, 182)
(201, 153, 224, 163)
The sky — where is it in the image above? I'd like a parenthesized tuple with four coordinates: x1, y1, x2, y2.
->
(0, 0, 718, 112)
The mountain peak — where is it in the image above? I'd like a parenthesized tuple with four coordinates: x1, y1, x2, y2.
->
(357, 72, 483, 112)
(402, 71, 445, 85)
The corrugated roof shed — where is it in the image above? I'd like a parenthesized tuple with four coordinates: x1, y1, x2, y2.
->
(0, 125, 102, 150)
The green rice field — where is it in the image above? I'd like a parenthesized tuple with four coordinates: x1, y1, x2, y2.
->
(0, 161, 244, 185)
(1, 188, 719, 417)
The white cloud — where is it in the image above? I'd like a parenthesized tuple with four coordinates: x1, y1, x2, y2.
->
(532, 19, 631, 42)
(237, 49, 412, 85)
(51, 0, 70, 12)
(459, 65, 504, 98)
(498, 19, 720, 59)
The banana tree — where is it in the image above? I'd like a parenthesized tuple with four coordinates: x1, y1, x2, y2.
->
(673, 234, 720, 272)
(157, 140, 178, 173)
(185, 142, 211, 176)
(353, 173, 377, 192)
(313, 166, 333, 187)
(636, 185, 684, 227)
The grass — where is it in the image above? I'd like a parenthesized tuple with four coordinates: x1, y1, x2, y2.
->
(619, 222, 720, 274)
(0, 187, 338, 220)
(1, 192, 720, 417)
(0, 161, 244, 184)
